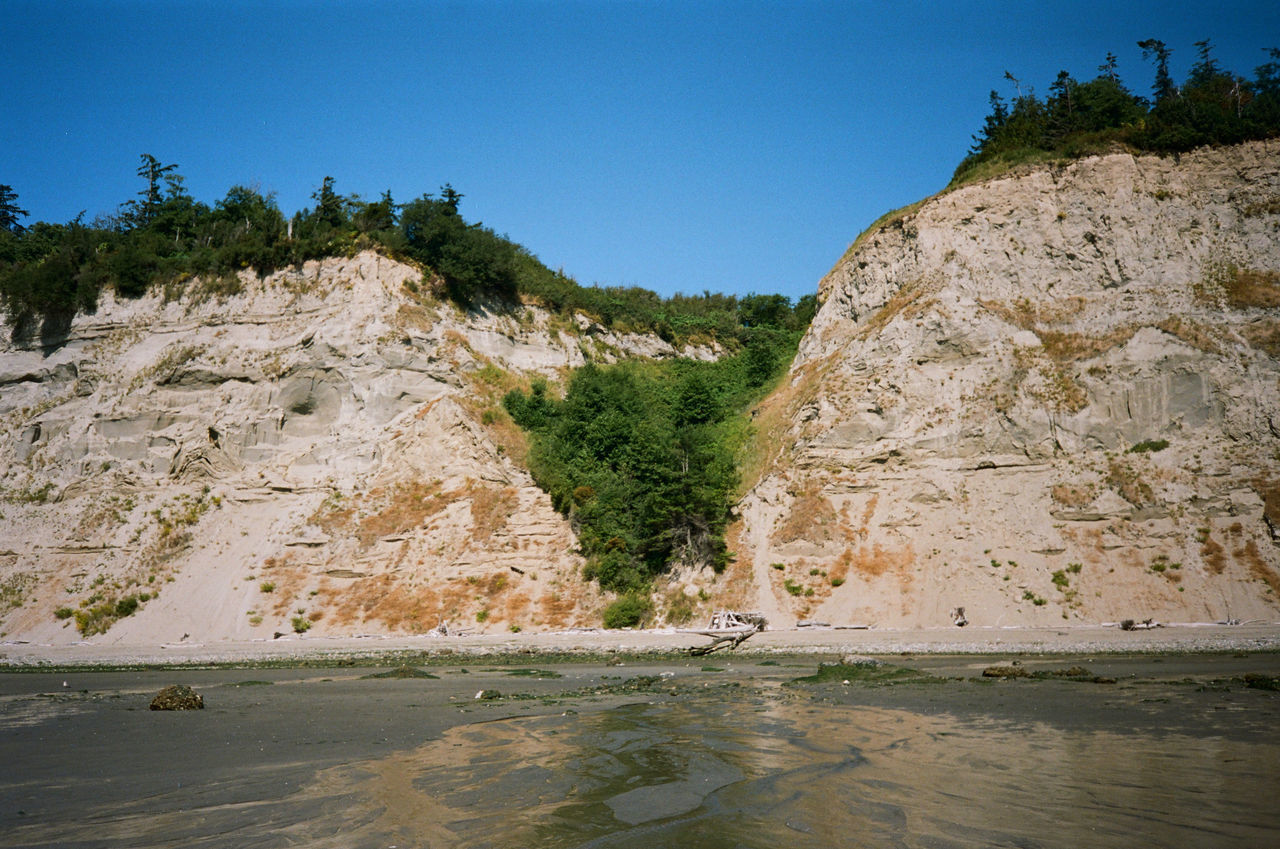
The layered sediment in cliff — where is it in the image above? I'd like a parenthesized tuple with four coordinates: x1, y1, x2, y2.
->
(732, 141, 1280, 628)
(0, 252, 718, 643)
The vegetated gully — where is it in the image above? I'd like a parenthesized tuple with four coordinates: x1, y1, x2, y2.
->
(1, 652, 1277, 848)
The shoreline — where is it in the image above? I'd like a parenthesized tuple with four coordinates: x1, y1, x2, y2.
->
(3, 621, 1279, 669)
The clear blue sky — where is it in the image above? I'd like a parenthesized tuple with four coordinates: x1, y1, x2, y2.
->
(4, 0, 1278, 301)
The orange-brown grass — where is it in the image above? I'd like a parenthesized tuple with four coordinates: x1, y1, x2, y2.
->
(263, 555, 310, 616)
(773, 480, 839, 545)
(1106, 457, 1154, 507)
(1051, 482, 1095, 507)
(1239, 539, 1280, 595)
(1200, 534, 1227, 574)
(539, 591, 578, 629)
(356, 481, 448, 547)
(859, 493, 879, 535)
(735, 352, 838, 495)
(1242, 319, 1280, 358)
(1225, 268, 1280, 309)
(714, 522, 756, 611)
(393, 302, 436, 333)
(1038, 325, 1138, 362)
(470, 485, 518, 543)
(325, 573, 479, 633)
(839, 543, 913, 579)
(858, 278, 939, 338)
(498, 591, 532, 626)
(1155, 317, 1222, 354)
(828, 553, 851, 585)
(979, 298, 1037, 331)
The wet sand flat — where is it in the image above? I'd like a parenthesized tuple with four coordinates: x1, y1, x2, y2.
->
(2, 653, 1278, 848)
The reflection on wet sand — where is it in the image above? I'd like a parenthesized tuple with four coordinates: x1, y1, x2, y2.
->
(287, 696, 1280, 849)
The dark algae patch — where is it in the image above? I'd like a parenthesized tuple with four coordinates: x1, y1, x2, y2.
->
(787, 661, 944, 686)
(500, 668, 563, 678)
(1243, 673, 1280, 691)
(982, 664, 1116, 683)
(361, 666, 440, 679)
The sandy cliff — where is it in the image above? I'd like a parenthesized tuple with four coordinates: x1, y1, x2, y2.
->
(4, 142, 1279, 646)
(0, 252, 719, 643)
(731, 141, 1280, 628)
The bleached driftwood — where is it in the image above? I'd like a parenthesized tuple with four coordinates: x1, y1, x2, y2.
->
(681, 611, 766, 656)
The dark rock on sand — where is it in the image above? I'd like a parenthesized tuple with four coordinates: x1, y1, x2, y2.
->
(150, 685, 204, 710)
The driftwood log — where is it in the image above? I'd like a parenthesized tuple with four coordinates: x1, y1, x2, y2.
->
(682, 611, 766, 656)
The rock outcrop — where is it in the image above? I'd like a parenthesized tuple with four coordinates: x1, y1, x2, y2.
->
(731, 141, 1280, 628)
(0, 252, 716, 644)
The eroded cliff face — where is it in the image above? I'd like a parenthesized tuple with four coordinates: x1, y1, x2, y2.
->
(733, 141, 1280, 628)
(0, 251, 719, 643)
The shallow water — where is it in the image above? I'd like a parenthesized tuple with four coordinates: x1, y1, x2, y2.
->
(3, 660, 1278, 848)
(288, 691, 1279, 848)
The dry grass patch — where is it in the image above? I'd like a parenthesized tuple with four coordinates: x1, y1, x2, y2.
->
(1051, 482, 1096, 508)
(736, 355, 836, 493)
(1239, 539, 1280, 595)
(1105, 457, 1154, 507)
(1200, 533, 1228, 574)
(714, 522, 755, 611)
(356, 481, 448, 546)
(1242, 319, 1280, 358)
(773, 480, 839, 546)
(1014, 348, 1089, 414)
(470, 484, 518, 543)
(326, 573, 480, 633)
(1225, 268, 1280, 310)
(1155, 317, 1222, 354)
(858, 276, 940, 337)
(539, 591, 578, 629)
(393, 302, 437, 333)
(1038, 326, 1138, 362)
(838, 543, 913, 579)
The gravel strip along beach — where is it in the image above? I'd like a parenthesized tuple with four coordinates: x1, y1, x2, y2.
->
(3, 622, 1278, 668)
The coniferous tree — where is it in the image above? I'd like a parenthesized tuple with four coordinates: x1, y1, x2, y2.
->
(1138, 39, 1177, 102)
(0, 185, 28, 234)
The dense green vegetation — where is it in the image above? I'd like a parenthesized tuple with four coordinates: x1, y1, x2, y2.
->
(0, 160, 812, 350)
(954, 40, 1280, 184)
(504, 308, 809, 595)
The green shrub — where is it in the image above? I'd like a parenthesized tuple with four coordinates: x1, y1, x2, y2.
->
(507, 339, 801, 594)
(1129, 439, 1170, 454)
(291, 615, 311, 633)
(54, 607, 74, 620)
(602, 595, 653, 629)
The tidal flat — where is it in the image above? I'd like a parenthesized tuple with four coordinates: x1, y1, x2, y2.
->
(2, 653, 1278, 848)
